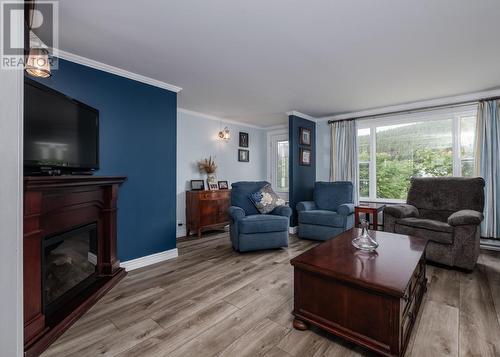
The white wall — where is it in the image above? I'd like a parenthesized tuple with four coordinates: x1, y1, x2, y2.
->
(0, 17, 24, 357)
(316, 120, 330, 182)
(176, 110, 267, 236)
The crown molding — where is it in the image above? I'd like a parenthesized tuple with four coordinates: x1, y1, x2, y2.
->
(56, 50, 182, 93)
(178, 108, 268, 129)
(317, 88, 500, 122)
(286, 111, 317, 121)
(264, 123, 288, 131)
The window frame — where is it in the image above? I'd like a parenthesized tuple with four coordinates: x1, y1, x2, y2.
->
(357, 105, 477, 203)
(267, 128, 289, 200)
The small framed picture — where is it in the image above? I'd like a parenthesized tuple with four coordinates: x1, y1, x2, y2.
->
(208, 182, 219, 190)
(239, 132, 249, 147)
(299, 148, 311, 166)
(191, 179, 205, 190)
(218, 181, 229, 189)
(299, 127, 311, 146)
(238, 149, 249, 162)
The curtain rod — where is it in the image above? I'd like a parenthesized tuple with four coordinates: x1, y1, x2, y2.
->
(327, 95, 500, 124)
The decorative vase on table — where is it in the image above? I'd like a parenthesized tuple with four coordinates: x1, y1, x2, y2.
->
(352, 219, 379, 252)
(207, 173, 217, 186)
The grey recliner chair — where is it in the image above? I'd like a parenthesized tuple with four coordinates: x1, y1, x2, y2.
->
(384, 177, 485, 270)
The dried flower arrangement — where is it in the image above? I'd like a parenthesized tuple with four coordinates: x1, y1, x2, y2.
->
(197, 156, 217, 174)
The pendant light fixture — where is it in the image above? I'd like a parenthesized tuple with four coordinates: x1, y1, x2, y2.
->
(25, 3, 51, 78)
(25, 46, 51, 78)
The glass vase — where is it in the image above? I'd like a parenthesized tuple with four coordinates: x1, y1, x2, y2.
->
(352, 219, 379, 252)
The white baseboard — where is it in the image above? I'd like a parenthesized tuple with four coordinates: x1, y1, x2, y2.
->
(289, 226, 298, 234)
(120, 248, 178, 271)
(176, 227, 187, 239)
(480, 244, 500, 252)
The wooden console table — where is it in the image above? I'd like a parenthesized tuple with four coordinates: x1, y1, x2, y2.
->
(186, 190, 230, 238)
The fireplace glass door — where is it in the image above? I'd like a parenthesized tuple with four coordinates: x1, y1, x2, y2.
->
(42, 223, 98, 315)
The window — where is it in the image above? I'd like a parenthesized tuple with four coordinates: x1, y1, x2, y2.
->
(268, 130, 289, 199)
(358, 106, 477, 201)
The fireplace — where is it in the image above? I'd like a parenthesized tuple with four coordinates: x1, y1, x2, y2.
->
(42, 223, 98, 317)
(24, 176, 127, 357)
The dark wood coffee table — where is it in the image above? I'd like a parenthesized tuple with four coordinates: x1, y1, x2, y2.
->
(290, 228, 427, 357)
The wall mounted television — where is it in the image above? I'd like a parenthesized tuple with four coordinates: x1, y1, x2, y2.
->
(24, 78, 99, 174)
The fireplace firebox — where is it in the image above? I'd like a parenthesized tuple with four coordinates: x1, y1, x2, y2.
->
(42, 223, 98, 317)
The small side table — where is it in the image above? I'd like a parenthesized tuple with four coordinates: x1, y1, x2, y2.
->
(355, 202, 386, 230)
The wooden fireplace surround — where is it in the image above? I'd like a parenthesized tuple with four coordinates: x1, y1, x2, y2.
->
(23, 175, 127, 357)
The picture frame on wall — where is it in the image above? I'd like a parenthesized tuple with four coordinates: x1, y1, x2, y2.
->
(239, 132, 249, 147)
(208, 182, 219, 190)
(191, 179, 205, 190)
(238, 149, 249, 162)
(218, 181, 229, 189)
(299, 148, 311, 166)
(299, 127, 311, 146)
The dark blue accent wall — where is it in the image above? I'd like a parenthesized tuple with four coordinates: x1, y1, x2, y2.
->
(289, 115, 316, 226)
(31, 58, 177, 261)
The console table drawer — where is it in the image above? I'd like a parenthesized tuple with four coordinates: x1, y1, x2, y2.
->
(199, 191, 227, 200)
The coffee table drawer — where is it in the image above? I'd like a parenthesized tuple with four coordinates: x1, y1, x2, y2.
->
(401, 259, 425, 315)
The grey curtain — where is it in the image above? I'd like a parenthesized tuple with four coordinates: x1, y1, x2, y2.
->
(330, 119, 359, 204)
(474, 100, 500, 239)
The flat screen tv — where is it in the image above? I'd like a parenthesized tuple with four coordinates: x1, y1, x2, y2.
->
(24, 78, 99, 174)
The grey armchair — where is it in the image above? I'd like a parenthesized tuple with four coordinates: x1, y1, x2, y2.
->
(229, 181, 291, 252)
(296, 181, 355, 241)
(384, 177, 485, 270)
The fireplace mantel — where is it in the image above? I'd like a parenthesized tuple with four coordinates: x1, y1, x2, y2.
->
(23, 175, 127, 357)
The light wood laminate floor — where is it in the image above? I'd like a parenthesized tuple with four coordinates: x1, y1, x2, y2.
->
(42, 232, 500, 357)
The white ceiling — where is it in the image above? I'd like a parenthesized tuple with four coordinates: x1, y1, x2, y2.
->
(56, 0, 500, 126)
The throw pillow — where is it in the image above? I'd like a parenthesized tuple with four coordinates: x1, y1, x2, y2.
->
(248, 184, 286, 214)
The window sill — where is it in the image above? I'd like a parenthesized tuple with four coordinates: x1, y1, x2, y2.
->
(359, 198, 405, 204)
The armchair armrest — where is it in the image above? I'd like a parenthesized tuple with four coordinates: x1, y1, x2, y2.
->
(228, 206, 246, 222)
(337, 203, 354, 216)
(270, 205, 292, 217)
(296, 201, 317, 212)
(448, 209, 484, 226)
(384, 204, 419, 218)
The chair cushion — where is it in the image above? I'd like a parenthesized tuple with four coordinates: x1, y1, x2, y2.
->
(248, 184, 286, 214)
(397, 217, 453, 233)
(298, 210, 345, 228)
(395, 223, 453, 245)
(395, 217, 453, 244)
(238, 214, 289, 234)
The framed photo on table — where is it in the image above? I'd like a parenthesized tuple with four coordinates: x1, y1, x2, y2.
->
(191, 180, 205, 190)
(299, 148, 311, 166)
(208, 182, 219, 190)
(299, 127, 311, 146)
(218, 181, 229, 189)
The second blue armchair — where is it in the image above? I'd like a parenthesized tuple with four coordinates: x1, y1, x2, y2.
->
(296, 181, 355, 241)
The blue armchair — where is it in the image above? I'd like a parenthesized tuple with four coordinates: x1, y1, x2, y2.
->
(296, 181, 355, 241)
(229, 181, 291, 252)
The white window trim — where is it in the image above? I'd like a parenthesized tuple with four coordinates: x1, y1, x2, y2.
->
(358, 105, 477, 203)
